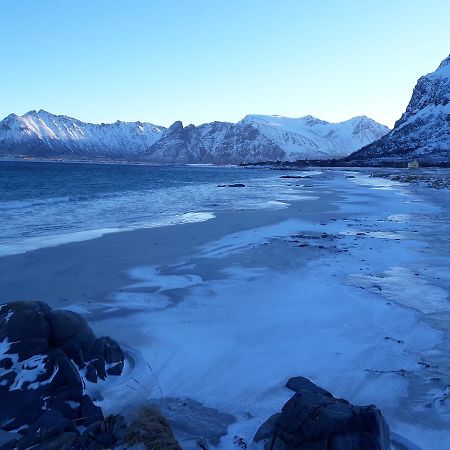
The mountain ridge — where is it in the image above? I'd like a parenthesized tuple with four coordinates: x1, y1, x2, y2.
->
(240, 114, 389, 160)
(351, 54, 450, 162)
(0, 109, 389, 163)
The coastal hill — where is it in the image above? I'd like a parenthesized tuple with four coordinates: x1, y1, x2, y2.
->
(0, 110, 388, 163)
(350, 54, 450, 163)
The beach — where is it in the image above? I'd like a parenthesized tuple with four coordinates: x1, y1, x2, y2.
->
(1, 168, 450, 449)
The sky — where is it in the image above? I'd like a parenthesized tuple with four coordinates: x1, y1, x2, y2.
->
(1, 0, 449, 128)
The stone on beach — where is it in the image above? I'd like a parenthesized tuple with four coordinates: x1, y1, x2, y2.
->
(254, 376, 391, 450)
(0, 301, 126, 448)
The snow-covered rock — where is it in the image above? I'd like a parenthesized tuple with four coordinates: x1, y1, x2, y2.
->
(0, 109, 165, 158)
(351, 54, 450, 162)
(254, 376, 391, 450)
(0, 301, 127, 448)
(241, 114, 389, 160)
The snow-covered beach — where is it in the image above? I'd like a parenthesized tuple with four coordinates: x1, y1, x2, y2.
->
(1, 168, 450, 449)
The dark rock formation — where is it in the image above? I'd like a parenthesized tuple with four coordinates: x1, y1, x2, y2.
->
(350, 54, 450, 164)
(0, 301, 126, 449)
(254, 376, 391, 450)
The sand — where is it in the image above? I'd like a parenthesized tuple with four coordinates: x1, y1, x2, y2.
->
(1, 169, 450, 450)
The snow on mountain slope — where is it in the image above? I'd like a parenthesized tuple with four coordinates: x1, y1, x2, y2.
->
(0, 109, 388, 163)
(0, 110, 165, 157)
(351, 54, 450, 162)
(141, 120, 285, 164)
(241, 114, 390, 160)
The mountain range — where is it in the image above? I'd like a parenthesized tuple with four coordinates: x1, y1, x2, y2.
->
(0, 110, 388, 164)
(351, 54, 450, 163)
(0, 110, 164, 158)
(3, 53, 449, 165)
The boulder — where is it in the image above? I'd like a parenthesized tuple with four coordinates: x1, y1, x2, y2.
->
(87, 336, 125, 381)
(79, 394, 104, 426)
(0, 301, 51, 360)
(16, 431, 81, 450)
(254, 376, 391, 450)
(0, 301, 127, 447)
(47, 309, 96, 363)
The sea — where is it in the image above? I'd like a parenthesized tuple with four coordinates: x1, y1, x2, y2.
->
(0, 161, 304, 256)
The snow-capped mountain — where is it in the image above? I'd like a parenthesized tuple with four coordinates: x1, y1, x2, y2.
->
(0, 109, 388, 163)
(140, 120, 285, 164)
(0, 110, 165, 157)
(141, 115, 388, 163)
(240, 114, 389, 160)
(351, 54, 450, 162)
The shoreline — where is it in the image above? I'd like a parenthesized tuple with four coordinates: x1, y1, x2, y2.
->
(1, 169, 450, 449)
(0, 188, 336, 307)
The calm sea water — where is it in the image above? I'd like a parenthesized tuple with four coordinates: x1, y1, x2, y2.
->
(0, 161, 302, 256)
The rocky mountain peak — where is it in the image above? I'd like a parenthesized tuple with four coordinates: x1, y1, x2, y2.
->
(349, 54, 450, 163)
(437, 54, 450, 71)
(167, 120, 184, 131)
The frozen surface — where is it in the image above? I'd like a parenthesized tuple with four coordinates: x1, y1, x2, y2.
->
(70, 169, 450, 450)
(4, 168, 450, 449)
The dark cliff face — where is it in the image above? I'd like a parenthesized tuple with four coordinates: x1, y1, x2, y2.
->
(351, 54, 450, 162)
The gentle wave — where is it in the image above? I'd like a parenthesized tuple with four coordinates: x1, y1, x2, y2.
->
(0, 211, 216, 257)
(0, 163, 323, 256)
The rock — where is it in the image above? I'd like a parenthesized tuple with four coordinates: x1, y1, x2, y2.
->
(87, 336, 124, 381)
(85, 361, 98, 383)
(103, 336, 124, 365)
(17, 431, 81, 450)
(228, 183, 246, 187)
(41, 431, 81, 450)
(16, 410, 76, 449)
(0, 300, 126, 447)
(79, 394, 104, 426)
(49, 348, 83, 401)
(285, 376, 333, 397)
(253, 413, 281, 442)
(0, 301, 51, 360)
(0, 388, 46, 431)
(81, 414, 128, 449)
(47, 309, 96, 363)
(254, 376, 391, 450)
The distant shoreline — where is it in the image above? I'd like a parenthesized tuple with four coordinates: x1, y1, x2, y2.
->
(3, 155, 450, 169)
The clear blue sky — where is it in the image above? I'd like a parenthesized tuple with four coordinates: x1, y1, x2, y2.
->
(1, 0, 449, 128)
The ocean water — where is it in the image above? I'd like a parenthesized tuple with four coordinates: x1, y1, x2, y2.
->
(0, 161, 307, 256)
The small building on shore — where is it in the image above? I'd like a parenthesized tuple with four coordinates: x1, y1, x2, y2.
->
(407, 160, 419, 169)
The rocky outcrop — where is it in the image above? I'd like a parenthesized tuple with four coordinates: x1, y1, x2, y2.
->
(254, 376, 391, 450)
(0, 301, 126, 449)
(351, 54, 450, 163)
